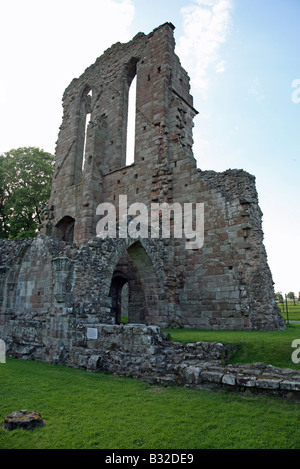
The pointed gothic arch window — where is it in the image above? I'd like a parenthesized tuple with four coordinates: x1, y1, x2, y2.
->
(126, 74, 136, 166)
(125, 58, 138, 167)
(74, 87, 92, 184)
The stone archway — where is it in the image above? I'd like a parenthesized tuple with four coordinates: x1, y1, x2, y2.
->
(109, 273, 128, 325)
(110, 250, 148, 325)
(108, 239, 166, 326)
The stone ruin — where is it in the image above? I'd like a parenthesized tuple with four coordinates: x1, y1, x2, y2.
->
(2, 410, 46, 431)
(0, 23, 287, 389)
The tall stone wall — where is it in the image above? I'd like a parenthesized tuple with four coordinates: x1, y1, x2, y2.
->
(43, 23, 196, 247)
(0, 21, 285, 360)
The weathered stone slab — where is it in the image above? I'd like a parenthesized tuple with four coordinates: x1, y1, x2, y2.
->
(2, 410, 45, 431)
(222, 373, 237, 386)
(235, 374, 257, 387)
(256, 378, 282, 390)
(280, 379, 300, 392)
(201, 369, 223, 384)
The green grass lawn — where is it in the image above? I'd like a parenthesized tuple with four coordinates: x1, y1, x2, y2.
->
(1, 358, 300, 449)
(1, 323, 300, 449)
(165, 323, 300, 370)
(277, 300, 300, 322)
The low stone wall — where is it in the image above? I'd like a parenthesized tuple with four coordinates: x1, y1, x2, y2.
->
(68, 324, 234, 383)
(1, 320, 232, 376)
(181, 362, 300, 401)
(2, 322, 300, 401)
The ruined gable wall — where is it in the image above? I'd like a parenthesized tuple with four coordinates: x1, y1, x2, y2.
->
(45, 22, 195, 246)
(1, 22, 285, 336)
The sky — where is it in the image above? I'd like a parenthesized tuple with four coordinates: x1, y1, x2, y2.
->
(0, 0, 299, 295)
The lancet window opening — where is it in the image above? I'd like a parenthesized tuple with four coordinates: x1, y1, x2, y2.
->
(125, 58, 138, 167)
(73, 87, 92, 185)
(126, 74, 137, 166)
(82, 89, 92, 171)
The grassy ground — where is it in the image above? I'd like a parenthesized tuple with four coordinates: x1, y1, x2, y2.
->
(1, 358, 300, 449)
(165, 323, 300, 370)
(277, 300, 300, 322)
(1, 322, 300, 449)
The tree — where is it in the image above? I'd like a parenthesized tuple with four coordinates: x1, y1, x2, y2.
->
(0, 147, 54, 239)
(275, 292, 283, 302)
(287, 292, 296, 306)
(287, 292, 295, 300)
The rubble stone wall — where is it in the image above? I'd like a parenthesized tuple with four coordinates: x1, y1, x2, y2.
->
(1, 319, 299, 401)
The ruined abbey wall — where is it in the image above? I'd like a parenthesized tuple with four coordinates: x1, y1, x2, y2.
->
(0, 23, 285, 369)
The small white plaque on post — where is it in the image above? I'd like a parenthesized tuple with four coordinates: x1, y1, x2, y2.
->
(87, 328, 98, 340)
(0, 339, 6, 363)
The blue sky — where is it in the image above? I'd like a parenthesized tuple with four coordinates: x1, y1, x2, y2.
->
(0, 0, 299, 295)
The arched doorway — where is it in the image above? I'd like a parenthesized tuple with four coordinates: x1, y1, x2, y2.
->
(109, 239, 164, 325)
(109, 251, 147, 325)
(109, 273, 128, 325)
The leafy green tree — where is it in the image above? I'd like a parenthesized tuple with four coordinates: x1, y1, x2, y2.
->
(275, 292, 283, 302)
(0, 147, 54, 239)
(287, 292, 296, 305)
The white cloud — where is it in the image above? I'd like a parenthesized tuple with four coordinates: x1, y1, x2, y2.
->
(216, 59, 226, 73)
(247, 77, 266, 101)
(177, 0, 233, 97)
